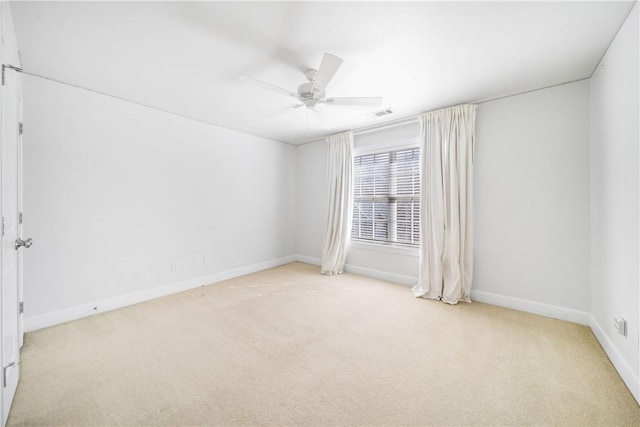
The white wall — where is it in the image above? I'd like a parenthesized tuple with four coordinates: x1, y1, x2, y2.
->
(589, 3, 639, 402)
(23, 75, 296, 328)
(1, 2, 20, 68)
(474, 80, 591, 315)
(296, 80, 592, 320)
(295, 139, 325, 262)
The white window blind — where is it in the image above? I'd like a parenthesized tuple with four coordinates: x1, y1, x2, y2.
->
(352, 147, 420, 246)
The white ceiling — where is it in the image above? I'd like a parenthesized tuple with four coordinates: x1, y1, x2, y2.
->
(10, 1, 636, 145)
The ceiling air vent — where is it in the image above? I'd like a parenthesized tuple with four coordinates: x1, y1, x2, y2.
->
(369, 108, 394, 118)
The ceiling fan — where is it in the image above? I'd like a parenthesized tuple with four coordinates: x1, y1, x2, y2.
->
(242, 53, 383, 115)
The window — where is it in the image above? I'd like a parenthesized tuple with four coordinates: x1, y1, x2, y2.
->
(351, 147, 420, 246)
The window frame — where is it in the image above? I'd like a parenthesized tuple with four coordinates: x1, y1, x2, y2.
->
(351, 141, 420, 249)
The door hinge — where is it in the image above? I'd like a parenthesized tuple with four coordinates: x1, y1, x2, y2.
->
(18, 212, 22, 225)
(19, 302, 23, 314)
(1, 63, 22, 86)
(3, 362, 15, 388)
(2, 217, 5, 236)
(18, 122, 23, 135)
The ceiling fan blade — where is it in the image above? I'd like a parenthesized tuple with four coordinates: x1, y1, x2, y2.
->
(262, 103, 304, 117)
(240, 75, 298, 98)
(325, 97, 383, 106)
(314, 53, 343, 92)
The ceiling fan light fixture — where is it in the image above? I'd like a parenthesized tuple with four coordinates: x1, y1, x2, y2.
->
(303, 98, 320, 108)
(297, 82, 323, 109)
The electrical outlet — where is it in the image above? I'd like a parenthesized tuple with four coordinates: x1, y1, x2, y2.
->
(203, 256, 211, 265)
(171, 262, 179, 272)
(614, 317, 626, 337)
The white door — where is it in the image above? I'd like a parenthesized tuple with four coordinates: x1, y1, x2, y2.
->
(1, 66, 22, 426)
(16, 73, 23, 351)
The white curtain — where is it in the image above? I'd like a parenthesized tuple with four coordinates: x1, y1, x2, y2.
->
(321, 131, 354, 275)
(412, 104, 476, 304)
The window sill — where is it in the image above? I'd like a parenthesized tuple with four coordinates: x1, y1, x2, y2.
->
(349, 240, 420, 257)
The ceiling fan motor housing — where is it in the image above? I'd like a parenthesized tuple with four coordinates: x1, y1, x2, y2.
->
(297, 82, 323, 108)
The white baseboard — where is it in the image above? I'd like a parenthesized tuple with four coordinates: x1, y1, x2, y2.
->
(343, 264, 417, 286)
(295, 255, 321, 266)
(294, 255, 418, 286)
(589, 315, 639, 404)
(25, 255, 297, 332)
(471, 289, 590, 325)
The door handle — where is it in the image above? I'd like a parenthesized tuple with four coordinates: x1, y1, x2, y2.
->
(15, 237, 32, 250)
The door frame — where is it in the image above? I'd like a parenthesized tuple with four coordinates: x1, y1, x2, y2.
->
(0, 64, 22, 427)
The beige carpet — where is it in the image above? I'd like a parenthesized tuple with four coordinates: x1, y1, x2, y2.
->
(7, 262, 640, 426)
